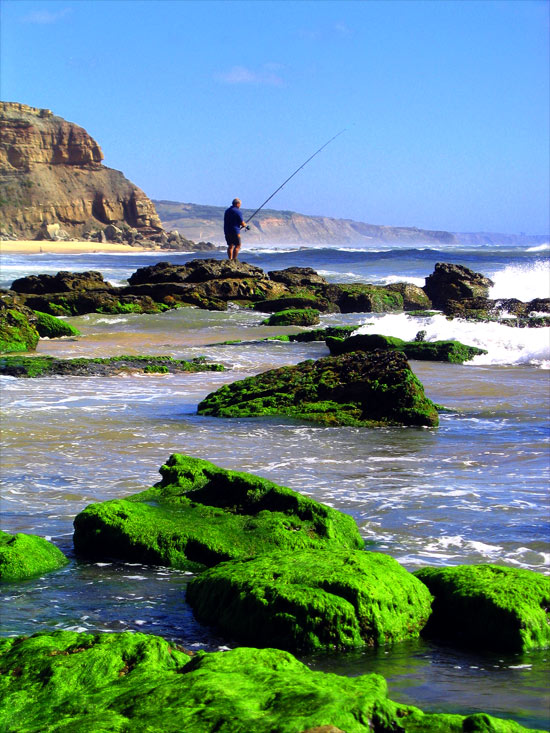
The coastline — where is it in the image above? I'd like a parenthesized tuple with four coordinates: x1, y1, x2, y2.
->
(0, 240, 162, 255)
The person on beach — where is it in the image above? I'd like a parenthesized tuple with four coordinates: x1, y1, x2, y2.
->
(224, 198, 248, 260)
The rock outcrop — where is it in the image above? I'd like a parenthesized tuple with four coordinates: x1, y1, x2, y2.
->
(0, 102, 164, 240)
(197, 350, 440, 427)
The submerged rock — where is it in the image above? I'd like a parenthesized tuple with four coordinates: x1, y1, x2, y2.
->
(0, 630, 539, 732)
(187, 548, 433, 652)
(423, 262, 494, 309)
(0, 355, 224, 378)
(415, 564, 550, 652)
(73, 454, 364, 571)
(198, 351, 439, 427)
(0, 530, 68, 582)
(326, 333, 487, 363)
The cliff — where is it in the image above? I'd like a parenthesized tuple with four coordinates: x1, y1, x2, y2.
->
(0, 102, 162, 240)
(155, 200, 548, 247)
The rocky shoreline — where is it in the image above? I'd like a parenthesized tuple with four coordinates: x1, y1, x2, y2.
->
(1, 258, 549, 731)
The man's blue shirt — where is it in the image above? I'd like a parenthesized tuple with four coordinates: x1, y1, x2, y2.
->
(224, 205, 244, 235)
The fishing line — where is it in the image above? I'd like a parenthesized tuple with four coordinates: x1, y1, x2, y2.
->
(245, 129, 346, 225)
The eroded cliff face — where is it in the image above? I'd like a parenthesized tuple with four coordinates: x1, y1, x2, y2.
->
(0, 102, 162, 239)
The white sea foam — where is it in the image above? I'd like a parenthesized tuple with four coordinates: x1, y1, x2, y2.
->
(381, 274, 426, 287)
(354, 312, 550, 367)
(489, 260, 550, 300)
(526, 243, 550, 252)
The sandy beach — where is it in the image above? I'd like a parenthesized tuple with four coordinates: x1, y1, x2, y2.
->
(0, 240, 161, 255)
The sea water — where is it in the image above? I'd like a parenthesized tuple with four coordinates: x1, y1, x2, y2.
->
(0, 242, 549, 729)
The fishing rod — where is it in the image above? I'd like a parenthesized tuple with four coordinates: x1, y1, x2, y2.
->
(244, 129, 346, 225)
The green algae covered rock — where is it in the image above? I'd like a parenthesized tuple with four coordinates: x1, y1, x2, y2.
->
(262, 307, 321, 327)
(0, 354, 224, 378)
(0, 630, 540, 733)
(0, 530, 68, 582)
(0, 303, 39, 353)
(32, 310, 81, 338)
(415, 564, 550, 652)
(198, 350, 439, 427)
(187, 548, 433, 652)
(73, 454, 364, 571)
(327, 333, 486, 363)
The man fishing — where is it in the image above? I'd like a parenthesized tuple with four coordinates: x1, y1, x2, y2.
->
(224, 198, 247, 260)
(223, 131, 345, 260)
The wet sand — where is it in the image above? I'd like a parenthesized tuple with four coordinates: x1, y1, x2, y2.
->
(0, 240, 161, 255)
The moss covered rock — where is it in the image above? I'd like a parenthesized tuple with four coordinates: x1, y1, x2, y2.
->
(327, 333, 486, 363)
(415, 564, 550, 652)
(0, 631, 539, 732)
(0, 354, 224, 378)
(32, 310, 81, 338)
(0, 302, 39, 353)
(0, 530, 68, 582)
(263, 308, 321, 327)
(334, 284, 404, 313)
(198, 351, 439, 427)
(187, 549, 433, 652)
(73, 454, 364, 571)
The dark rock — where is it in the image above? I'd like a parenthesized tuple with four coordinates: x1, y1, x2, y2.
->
(268, 266, 329, 287)
(253, 296, 335, 313)
(423, 262, 494, 309)
(288, 326, 357, 342)
(415, 564, 550, 652)
(73, 454, 363, 570)
(10, 270, 110, 294)
(385, 282, 432, 310)
(329, 284, 404, 313)
(198, 350, 439, 427)
(187, 548, 433, 652)
(326, 333, 487, 363)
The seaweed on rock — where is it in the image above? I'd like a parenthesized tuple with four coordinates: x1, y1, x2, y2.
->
(73, 454, 364, 571)
(0, 630, 540, 732)
(187, 548, 433, 652)
(198, 350, 439, 427)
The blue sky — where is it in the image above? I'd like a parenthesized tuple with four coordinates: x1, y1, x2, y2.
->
(1, 0, 548, 234)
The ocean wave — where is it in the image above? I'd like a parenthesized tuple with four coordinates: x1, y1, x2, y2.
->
(526, 243, 550, 252)
(489, 260, 550, 299)
(354, 313, 550, 367)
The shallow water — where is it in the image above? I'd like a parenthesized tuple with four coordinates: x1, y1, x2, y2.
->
(1, 246, 549, 729)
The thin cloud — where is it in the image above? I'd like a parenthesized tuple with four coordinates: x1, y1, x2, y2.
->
(22, 7, 72, 24)
(215, 65, 284, 87)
